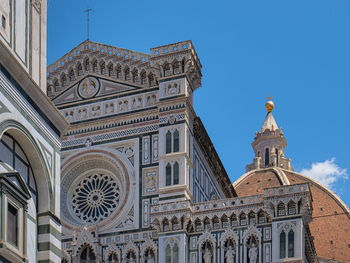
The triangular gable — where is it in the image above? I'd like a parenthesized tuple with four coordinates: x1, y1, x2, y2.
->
(53, 76, 138, 106)
(0, 164, 31, 201)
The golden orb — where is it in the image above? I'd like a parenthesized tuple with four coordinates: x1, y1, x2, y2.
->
(265, 100, 274, 112)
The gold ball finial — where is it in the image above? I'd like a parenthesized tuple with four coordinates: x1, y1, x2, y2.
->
(265, 96, 274, 112)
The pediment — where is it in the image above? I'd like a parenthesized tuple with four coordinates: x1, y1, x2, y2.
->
(0, 163, 31, 201)
(53, 76, 138, 106)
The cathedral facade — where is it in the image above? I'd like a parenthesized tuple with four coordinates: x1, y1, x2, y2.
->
(46, 40, 328, 263)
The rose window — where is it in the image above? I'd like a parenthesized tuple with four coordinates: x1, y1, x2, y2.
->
(71, 173, 120, 223)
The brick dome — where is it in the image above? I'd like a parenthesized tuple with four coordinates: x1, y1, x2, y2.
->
(233, 168, 350, 262)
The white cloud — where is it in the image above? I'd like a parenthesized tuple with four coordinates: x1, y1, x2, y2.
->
(300, 158, 348, 189)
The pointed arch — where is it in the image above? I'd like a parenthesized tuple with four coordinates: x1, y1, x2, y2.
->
(107, 62, 114, 77)
(122, 240, 139, 262)
(84, 57, 90, 71)
(76, 61, 83, 76)
(68, 67, 75, 81)
(140, 239, 157, 263)
(100, 60, 106, 75)
(104, 244, 121, 263)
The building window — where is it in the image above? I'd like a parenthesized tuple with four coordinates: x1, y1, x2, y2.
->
(7, 203, 18, 246)
(265, 148, 270, 167)
(288, 230, 295, 257)
(173, 130, 179, 152)
(280, 231, 286, 258)
(165, 129, 180, 154)
(0, 133, 38, 207)
(80, 246, 96, 262)
(165, 162, 180, 186)
(173, 162, 179, 184)
(1, 15, 6, 29)
(166, 243, 179, 263)
(166, 163, 172, 186)
(166, 131, 172, 154)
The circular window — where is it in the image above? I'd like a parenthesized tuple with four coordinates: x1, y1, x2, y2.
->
(71, 173, 120, 223)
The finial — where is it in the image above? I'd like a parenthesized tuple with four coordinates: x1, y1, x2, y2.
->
(265, 96, 274, 113)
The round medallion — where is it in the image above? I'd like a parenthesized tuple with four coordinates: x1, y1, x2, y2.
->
(78, 77, 99, 99)
(71, 173, 120, 223)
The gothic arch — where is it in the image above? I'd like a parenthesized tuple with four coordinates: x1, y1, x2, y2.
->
(198, 231, 216, 263)
(220, 229, 239, 263)
(243, 225, 262, 263)
(105, 244, 121, 262)
(140, 239, 157, 263)
(122, 240, 139, 262)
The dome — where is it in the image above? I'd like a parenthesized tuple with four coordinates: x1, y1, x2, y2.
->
(233, 168, 350, 262)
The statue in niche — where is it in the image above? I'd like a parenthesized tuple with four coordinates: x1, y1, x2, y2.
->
(249, 243, 258, 263)
(203, 247, 212, 263)
(225, 246, 235, 263)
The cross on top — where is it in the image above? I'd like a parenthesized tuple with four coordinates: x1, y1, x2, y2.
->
(266, 95, 273, 101)
(84, 7, 92, 40)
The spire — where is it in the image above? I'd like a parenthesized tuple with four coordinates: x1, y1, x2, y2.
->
(245, 97, 292, 172)
(261, 112, 279, 132)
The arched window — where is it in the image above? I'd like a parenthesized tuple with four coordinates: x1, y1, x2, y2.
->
(288, 230, 294, 257)
(280, 231, 286, 258)
(275, 148, 279, 166)
(166, 244, 171, 263)
(166, 131, 172, 154)
(166, 163, 172, 186)
(80, 246, 96, 263)
(107, 252, 119, 263)
(173, 162, 179, 185)
(0, 133, 38, 206)
(265, 148, 270, 167)
(165, 243, 178, 263)
(173, 243, 179, 263)
(173, 130, 179, 152)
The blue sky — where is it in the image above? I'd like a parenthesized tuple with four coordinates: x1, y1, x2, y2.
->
(47, 0, 350, 205)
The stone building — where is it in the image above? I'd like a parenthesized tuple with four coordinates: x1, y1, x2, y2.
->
(0, 0, 68, 262)
(0, 1, 349, 262)
(45, 39, 349, 263)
